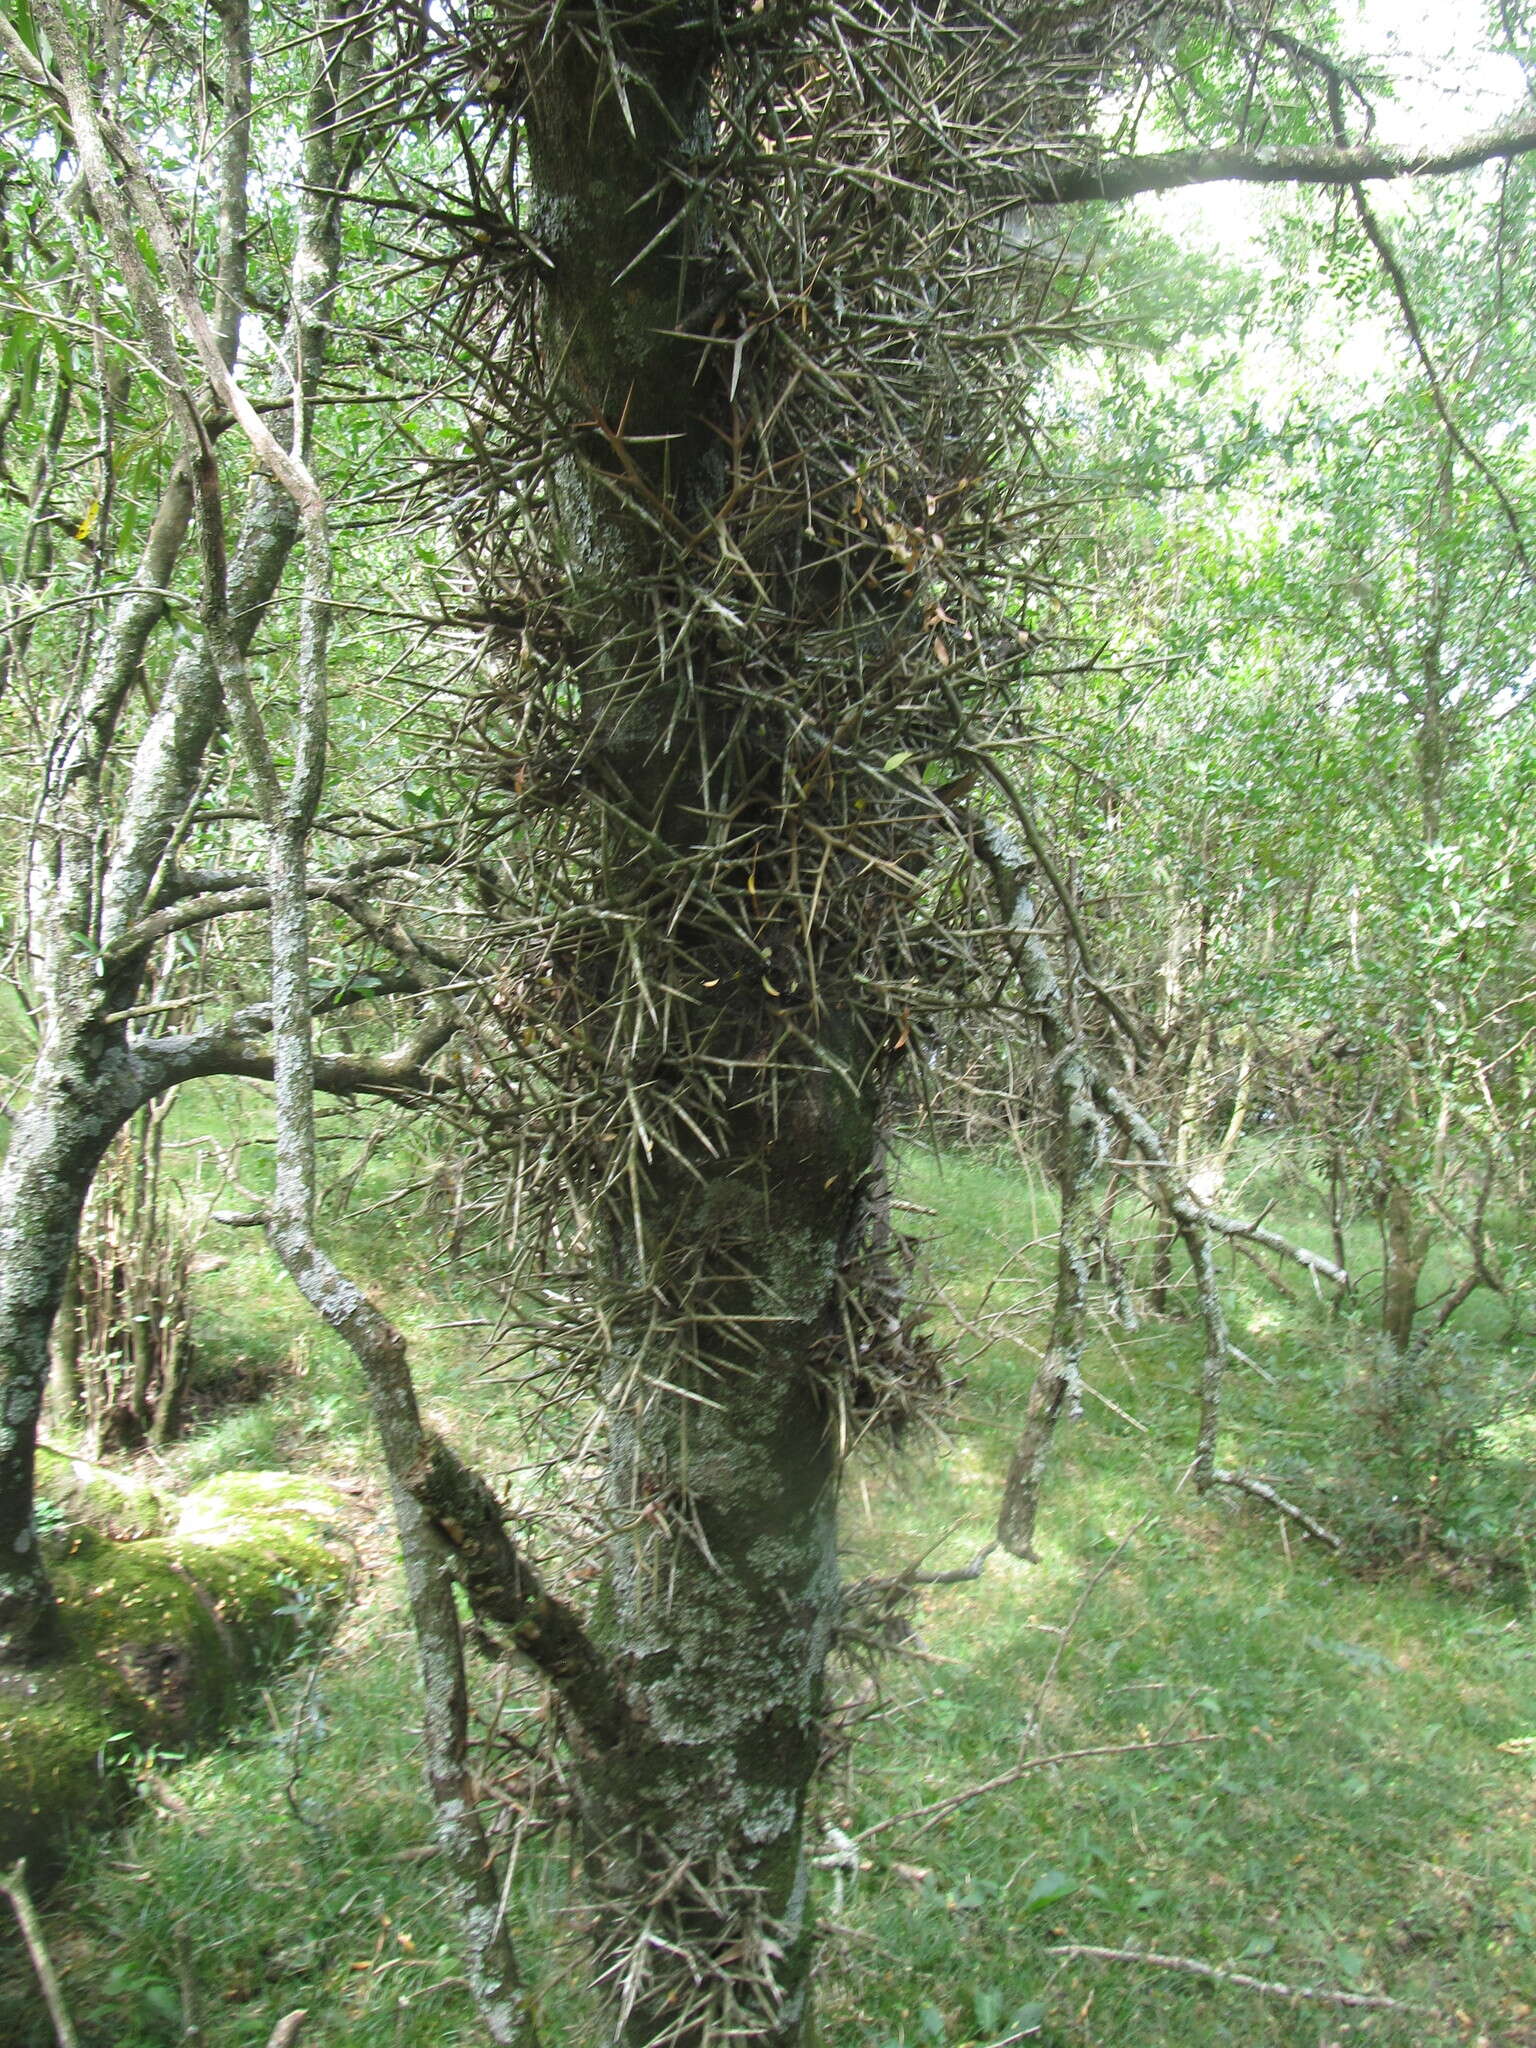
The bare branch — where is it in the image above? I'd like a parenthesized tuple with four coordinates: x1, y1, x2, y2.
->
(147, 1017, 456, 1103)
(212, 0, 252, 370)
(406, 1432, 634, 1750)
(1028, 115, 1536, 207)
(103, 853, 418, 959)
(1210, 1468, 1343, 1551)
(1050, 1944, 1434, 2014)
(0, 1858, 80, 2048)
(1198, 1209, 1348, 1290)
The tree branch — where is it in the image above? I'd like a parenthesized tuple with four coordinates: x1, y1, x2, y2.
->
(406, 1432, 634, 1752)
(1049, 1944, 1431, 2014)
(258, 1228, 541, 2047)
(1209, 1468, 1342, 1550)
(1198, 1208, 1348, 1290)
(0, 1859, 80, 2048)
(103, 852, 417, 959)
(146, 1017, 456, 1103)
(1027, 115, 1536, 206)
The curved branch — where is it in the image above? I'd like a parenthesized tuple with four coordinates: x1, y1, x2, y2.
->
(1027, 115, 1536, 206)
(1198, 1208, 1348, 1290)
(143, 1007, 456, 1100)
(104, 852, 418, 959)
(406, 1433, 633, 1752)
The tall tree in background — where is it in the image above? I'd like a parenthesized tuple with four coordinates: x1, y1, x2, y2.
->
(0, 4, 454, 1658)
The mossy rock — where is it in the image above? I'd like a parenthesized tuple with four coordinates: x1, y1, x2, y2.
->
(0, 1472, 352, 1887)
(36, 1449, 169, 1543)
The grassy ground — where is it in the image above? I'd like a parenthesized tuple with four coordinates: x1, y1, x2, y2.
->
(4, 1138, 1533, 2047)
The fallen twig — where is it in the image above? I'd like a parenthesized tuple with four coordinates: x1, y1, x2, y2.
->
(266, 2013, 308, 2048)
(1049, 1943, 1434, 2014)
(174, 1920, 206, 2042)
(1226, 1343, 1276, 1386)
(856, 1733, 1222, 1841)
(1211, 1469, 1343, 1551)
(0, 1859, 80, 2048)
(1024, 1517, 1150, 1752)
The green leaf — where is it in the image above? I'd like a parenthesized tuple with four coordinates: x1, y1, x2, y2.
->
(1019, 1869, 1076, 1915)
(6, 0, 41, 59)
(971, 1987, 1003, 2031)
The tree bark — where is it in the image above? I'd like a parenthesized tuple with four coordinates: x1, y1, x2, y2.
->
(0, 18, 356, 1662)
(0, 1042, 159, 1656)
(1381, 1178, 1430, 1355)
(514, 27, 877, 2037)
(972, 827, 1106, 1561)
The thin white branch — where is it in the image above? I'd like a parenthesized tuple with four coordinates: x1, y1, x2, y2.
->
(1050, 1943, 1434, 2014)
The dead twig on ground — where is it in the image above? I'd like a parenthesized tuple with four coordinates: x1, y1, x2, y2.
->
(1049, 1943, 1435, 2014)
(1211, 1468, 1343, 1551)
(856, 1733, 1223, 1842)
(0, 1859, 80, 2048)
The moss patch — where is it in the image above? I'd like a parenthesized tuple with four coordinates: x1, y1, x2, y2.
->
(0, 1471, 351, 1886)
(36, 1449, 169, 1543)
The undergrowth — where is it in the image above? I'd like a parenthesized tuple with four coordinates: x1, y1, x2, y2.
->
(3, 1140, 1533, 2046)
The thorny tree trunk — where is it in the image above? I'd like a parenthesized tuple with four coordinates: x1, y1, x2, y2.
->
(577, 1176, 859, 2048)
(518, 30, 874, 2042)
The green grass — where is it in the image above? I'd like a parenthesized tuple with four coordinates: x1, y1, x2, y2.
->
(4, 1142, 1533, 2046)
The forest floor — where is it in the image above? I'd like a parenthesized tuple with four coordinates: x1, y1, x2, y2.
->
(3, 1129, 1533, 2048)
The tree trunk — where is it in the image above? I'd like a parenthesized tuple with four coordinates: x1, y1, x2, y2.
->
(577, 1142, 864, 2047)
(1328, 1146, 1350, 1310)
(507, 18, 887, 2039)
(996, 1018, 1100, 1561)
(1381, 1178, 1430, 1355)
(0, 1033, 151, 1658)
(996, 1220, 1090, 1562)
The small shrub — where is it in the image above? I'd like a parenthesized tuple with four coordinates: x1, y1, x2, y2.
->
(1324, 1331, 1535, 1589)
